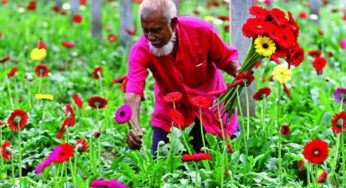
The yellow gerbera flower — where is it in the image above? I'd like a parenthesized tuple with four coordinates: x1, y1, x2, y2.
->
(204, 16, 215, 22)
(35, 94, 54, 100)
(254, 36, 276, 57)
(272, 64, 292, 84)
(30, 48, 47, 61)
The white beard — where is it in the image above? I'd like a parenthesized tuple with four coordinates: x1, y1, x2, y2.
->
(149, 31, 176, 57)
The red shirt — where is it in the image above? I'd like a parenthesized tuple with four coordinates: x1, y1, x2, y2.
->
(127, 16, 239, 139)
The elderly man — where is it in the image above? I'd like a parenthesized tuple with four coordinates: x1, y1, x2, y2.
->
(124, 0, 242, 156)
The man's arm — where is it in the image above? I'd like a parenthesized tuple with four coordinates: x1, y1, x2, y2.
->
(124, 92, 143, 149)
(224, 60, 241, 78)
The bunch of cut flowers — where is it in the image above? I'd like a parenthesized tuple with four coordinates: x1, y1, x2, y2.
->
(217, 6, 304, 118)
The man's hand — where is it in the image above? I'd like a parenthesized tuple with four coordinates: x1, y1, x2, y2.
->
(126, 126, 144, 150)
(225, 60, 241, 78)
(124, 92, 143, 150)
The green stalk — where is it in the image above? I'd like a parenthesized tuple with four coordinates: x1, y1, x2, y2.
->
(276, 84, 281, 128)
(99, 74, 103, 97)
(14, 78, 19, 108)
(245, 85, 250, 139)
(221, 144, 228, 188)
(6, 77, 14, 109)
(65, 162, 68, 188)
(278, 132, 282, 187)
(199, 108, 206, 152)
(342, 129, 345, 186)
(331, 134, 340, 184)
(179, 125, 192, 155)
(27, 81, 32, 109)
(262, 98, 266, 138)
(169, 122, 174, 173)
(236, 89, 248, 156)
(96, 107, 102, 174)
(0, 127, 3, 167)
(217, 102, 225, 144)
(18, 124, 22, 187)
(68, 160, 77, 188)
(74, 153, 77, 177)
(128, 121, 149, 161)
(307, 162, 310, 188)
(38, 77, 42, 94)
(11, 150, 14, 184)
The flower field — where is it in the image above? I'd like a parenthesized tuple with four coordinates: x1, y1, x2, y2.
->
(0, 0, 345, 187)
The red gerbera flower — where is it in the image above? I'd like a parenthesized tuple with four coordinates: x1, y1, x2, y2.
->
(218, 16, 229, 21)
(331, 112, 346, 134)
(242, 18, 271, 38)
(249, 6, 270, 20)
(7, 67, 17, 78)
(312, 57, 326, 75)
(36, 42, 47, 49)
(120, 77, 128, 92)
(65, 105, 75, 127)
(7, 109, 28, 131)
(73, 14, 82, 23)
(223, 25, 229, 32)
(0, 121, 3, 126)
(191, 96, 212, 108)
(182, 153, 212, 161)
(164, 92, 183, 103)
(288, 44, 304, 67)
(125, 29, 136, 36)
(308, 50, 322, 57)
(0, 56, 10, 63)
(269, 8, 289, 26)
(2, 0, 8, 4)
(72, 94, 83, 109)
(107, 34, 117, 43)
(277, 28, 296, 49)
(92, 67, 102, 80)
(1, 141, 11, 160)
(317, 170, 328, 183)
(207, 89, 227, 96)
(253, 87, 271, 101)
(236, 73, 255, 84)
(52, 6, 60, 12)
(35, 64, 49, 77)
(57, 118, 71, 139)
(75, 138, 88, 153)
(169, 108, 185, 129)
(298, 160, 304, 171)
(52, 143, 74, 163)
(280, 124, 290, 136)
(88, 96, 108, 109)
(94, 131, 101, 138)
(299, 12, 307, 19)
(303, 139, 329, 164)
(287, 11, 300, 39)
(26, 1, 36, 10)
(112, 75, 127, 84)
(193, 9, 200, 15)
(317, 28, 324, 36)
(226, 143, 234, 153)
(328, 52, 333, 58)
(61, 42, 75, 48)
(273, 46, 289, 59)
(80, 0, 86, 5)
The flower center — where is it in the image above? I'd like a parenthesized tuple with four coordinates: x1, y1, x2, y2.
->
(257, 25, 262, 29)
(60, 152, 65, 156)
(76, 143, 84, 152)
(336, 119, 344, 128)
(283, 36, 287, 40)
(39, 68, 45, 74)
(13, 116, 21, 125)
(94, 101, 101, 107)
(120, 111, 125, 117)
(340, 93, 346, 99)
(261, 94, 266, 99)
(243, 78, 248, 83)
(313, 149, 320, 155)
(262, 43, 269, 49)
(6, 147, 11, 154)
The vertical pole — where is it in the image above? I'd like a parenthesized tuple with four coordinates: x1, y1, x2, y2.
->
(230, 0, 256, 118)
(91, 0, 103, 40)
(119, 0, 133, 48)
(70, 0, 80, 22)
(309, 0, 320, 24)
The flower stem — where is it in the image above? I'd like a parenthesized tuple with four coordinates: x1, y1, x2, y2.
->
(18, 124, 22, 187)
(262, 98, 266, 138)
(276, 84, 281, 128)
(68, 160, 77, 188)
(99, 75, 103, 97)
(179, 125, 192, 155)
(221, 144, 228, 188)
(217, 102, 225, 144)
(342, 129, 345, 186)
(0, 127, 3, 167)
(11, 150, 14, 184)
(6, 77, 14, 109)
(27, 81, 32, 109)
(65, 162, 68, 188)
(128, 120, 149, 161)
(96, 107, 101, 174)
(236, 89, 248, 156)
(169, 122, 174, 173)
(199, 108, 206, 152)
(245, 85, 250, 139)
(278, 133, 282, 187)
(307, 162, 310, 188)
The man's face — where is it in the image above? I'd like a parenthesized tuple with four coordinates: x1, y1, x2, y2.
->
(141, 13, 175, 48)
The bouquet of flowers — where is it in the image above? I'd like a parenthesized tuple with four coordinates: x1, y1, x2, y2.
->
(217, 6, 304, 119)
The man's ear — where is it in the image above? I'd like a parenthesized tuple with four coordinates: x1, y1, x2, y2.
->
(170, 17, 178, 30)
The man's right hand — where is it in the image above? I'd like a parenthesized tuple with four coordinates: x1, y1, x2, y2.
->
(126, 127, 144, 150)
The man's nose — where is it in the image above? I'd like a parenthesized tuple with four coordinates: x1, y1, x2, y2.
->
(148, 32, 155, 41)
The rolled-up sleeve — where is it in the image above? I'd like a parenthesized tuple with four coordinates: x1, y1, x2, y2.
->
(208, 26, 238, 70)
(126, 44, 150, 101)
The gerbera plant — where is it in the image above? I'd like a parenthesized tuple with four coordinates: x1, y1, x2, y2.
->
(217, 6, 303, 119)
(253, 87, 271, 137)
(7, 109, 28, 186)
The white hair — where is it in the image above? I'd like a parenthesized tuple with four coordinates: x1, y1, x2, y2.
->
(139, 0, 177, 23)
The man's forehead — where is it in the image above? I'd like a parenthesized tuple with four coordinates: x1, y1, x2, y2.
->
(140, 11, 166, 26)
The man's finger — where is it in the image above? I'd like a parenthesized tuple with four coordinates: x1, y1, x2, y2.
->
(130, 130, 143, 145)
(128, 134, 141, 149)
